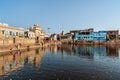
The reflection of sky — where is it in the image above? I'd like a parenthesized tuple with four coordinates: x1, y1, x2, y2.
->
(42, 45, 120, 80)
(47, 45, 119, 61)
(59, 45, 120, 72)
(118, 49, 120, 62)
(1, 46, 120, 80)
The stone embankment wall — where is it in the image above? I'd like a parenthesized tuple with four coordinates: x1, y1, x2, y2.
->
(61, 40, 120, 45)
(0, 40, 60, 53)
(0, 38, 35, 45)
(43, 41, 61, 48)
(0, 44, 37, 53)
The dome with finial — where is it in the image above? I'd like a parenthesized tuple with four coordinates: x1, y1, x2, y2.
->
(33, 23, 42, 30)
(34, 23, 39, 27)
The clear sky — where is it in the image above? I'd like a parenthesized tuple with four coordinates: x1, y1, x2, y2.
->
(0, 0, 120, 33)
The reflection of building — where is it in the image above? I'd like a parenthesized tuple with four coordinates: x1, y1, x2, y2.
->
(49, 45, 58, 54)
(60, 45, 119, 59)
(60, 44, 76, 55)
(0, 48, 45, 76)
(34, 48, 45, 67)
(27, 48, 44, 68)
(0, 52, 24, 76)
(106, 46, 119, 57)
(49, 44, 118, 59)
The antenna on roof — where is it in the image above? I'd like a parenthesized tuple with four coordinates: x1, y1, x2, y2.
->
(47, 27, 51, 33)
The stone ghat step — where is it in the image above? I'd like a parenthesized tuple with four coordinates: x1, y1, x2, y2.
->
(0, 45, 41, 53)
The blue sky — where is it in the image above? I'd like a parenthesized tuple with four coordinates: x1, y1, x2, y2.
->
(0, 0, 120, 33)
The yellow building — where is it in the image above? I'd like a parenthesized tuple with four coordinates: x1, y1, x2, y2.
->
(0, 23, 45, 45)
(29, 23, 45, 44)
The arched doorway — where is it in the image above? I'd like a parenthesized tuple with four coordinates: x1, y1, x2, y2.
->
(13, 38, 16, 44)
(36, 37, 39, 43)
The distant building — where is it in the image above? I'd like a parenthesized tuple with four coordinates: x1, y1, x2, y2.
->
(75, 31, 92, 40)
(29, 24, 45, 43)
(50, 33, 57, 41)
(70, 28, 94, 34)
(70, 28, 94, 40)
(0, 23, 26, 44)
(0, 23, 25, 39)
(0, 23, 45, 45)
(60, 33, 72, 40)
(44, 32, 51, 38)
(44, 32, 51, 41)
(24, 30, 35, 39)
(75, 31, 106, 41)
(91, 31, 106, 40)
(106, 30, 119, 41)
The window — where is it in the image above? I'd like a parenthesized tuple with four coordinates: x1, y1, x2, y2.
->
(10, 31, 12, 35)
(2, 30, 4, 34)
(16, 32, 18, 36)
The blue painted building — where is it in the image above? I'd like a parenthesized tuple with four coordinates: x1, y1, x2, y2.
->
(75, 32, 92, 40)
(75, 31, 106, 41)
(91, 31, 106, 40)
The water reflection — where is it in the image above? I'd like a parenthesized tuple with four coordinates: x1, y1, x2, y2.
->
(0, 45, 120, 80)
(42, 45, 120, 80)
(47, 44, 119, 59)
(106, 45, 119, 57)
(0, 48, 44, 76)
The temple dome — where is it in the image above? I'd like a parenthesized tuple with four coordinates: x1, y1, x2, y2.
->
(33, 23, 42, 30)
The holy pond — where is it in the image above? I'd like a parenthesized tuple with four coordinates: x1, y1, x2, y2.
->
(0, 45, 120, 80)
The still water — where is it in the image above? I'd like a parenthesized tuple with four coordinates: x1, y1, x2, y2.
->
(0, 45, 120, 80)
